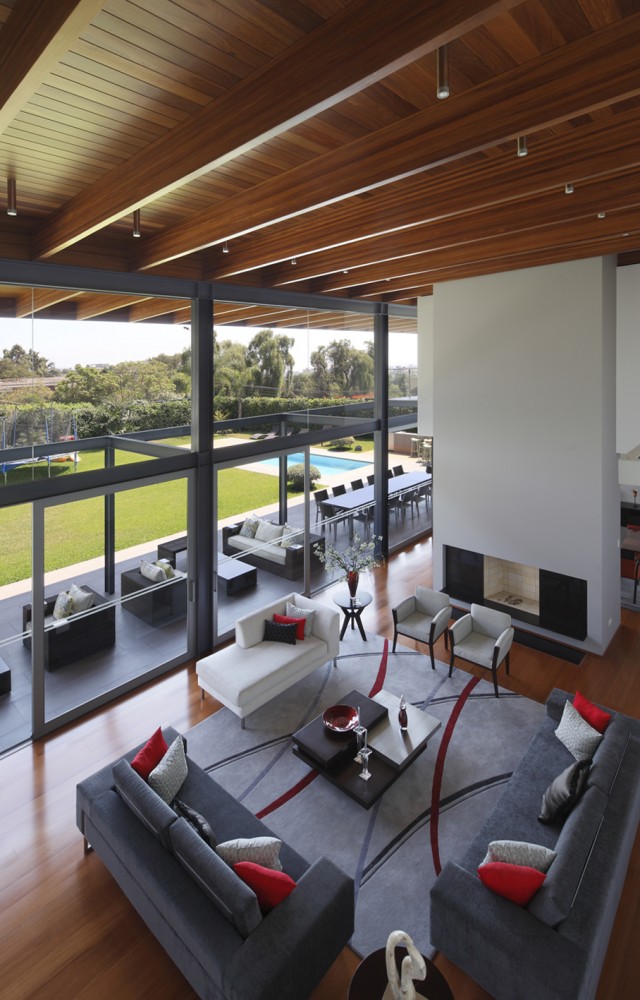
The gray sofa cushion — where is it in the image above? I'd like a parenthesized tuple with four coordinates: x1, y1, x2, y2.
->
(112, 758, 177, 849)
(170, 817, 262, 937)
(528, 784, 607, 927)
(587, 713, 631, 795)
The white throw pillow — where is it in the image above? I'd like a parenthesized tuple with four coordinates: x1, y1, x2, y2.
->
(52, 591, 73, 620)
(68, 583, 94, 612)
(216, 836, 283, 872)
(280, 524, 300, 548)
(555, 699, 603, 761)
(285, 602, 315, 636)
(140, 559, 167, 583)
(481, 840, 557, 873)
(148, 736, 188, 803)
(255, 520, 284, 543)
(155, 558, 175, 579)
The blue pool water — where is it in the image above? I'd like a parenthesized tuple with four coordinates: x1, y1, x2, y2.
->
(258, 452, 370, 475)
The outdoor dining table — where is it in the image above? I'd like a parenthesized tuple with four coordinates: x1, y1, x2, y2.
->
(321, 471, 432, 537)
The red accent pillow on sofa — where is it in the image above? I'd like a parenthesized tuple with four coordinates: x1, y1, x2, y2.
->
(234, 861, 296, 910)
(273, 614, 306, 640)
(131, 726, 168, 780)
(477, 862, 546, 906)
(573, 691, 611, 734)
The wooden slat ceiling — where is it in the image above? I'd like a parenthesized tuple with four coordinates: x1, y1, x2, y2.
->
(0, 0, 639, 324)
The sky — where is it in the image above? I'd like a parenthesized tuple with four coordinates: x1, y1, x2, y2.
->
(0, 317, 417, 372)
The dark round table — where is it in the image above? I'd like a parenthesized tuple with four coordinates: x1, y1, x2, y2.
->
(333, 588, 372, 641)
(348, 947, 454, 1000)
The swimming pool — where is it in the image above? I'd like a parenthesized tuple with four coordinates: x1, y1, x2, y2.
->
(258, 452, 370, 475)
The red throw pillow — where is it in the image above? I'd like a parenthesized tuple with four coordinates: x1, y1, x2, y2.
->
(573, 690, 611, 734)
(234, 862, 296, 910)
(131, 726, 168, 780)
(273, 613, 306, 640)
(477, 862, 546, 906)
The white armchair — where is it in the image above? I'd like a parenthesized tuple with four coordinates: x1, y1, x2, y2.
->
(392, 586, 451, 669)
(448, 603, 514, 697)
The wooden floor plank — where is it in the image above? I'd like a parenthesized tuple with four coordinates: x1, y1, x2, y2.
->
(0, 536, 637, 999)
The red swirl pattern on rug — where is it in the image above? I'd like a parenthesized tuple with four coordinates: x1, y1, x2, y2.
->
(429, 675, 480, 875)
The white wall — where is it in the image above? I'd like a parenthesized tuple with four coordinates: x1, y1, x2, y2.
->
(428, 257, 619, 653)
(616, 263, 640, 456)
(417, 295, 433, 437)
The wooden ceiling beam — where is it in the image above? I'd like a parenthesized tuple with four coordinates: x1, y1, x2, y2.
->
(354, 235, 632, 300)
(75, 293, 153, 321)
(0, 0, 105, 135)
(209, 107, 640, 279)
(132, 14, 640, 271)
(14, 287, 81, 318)
(32, 0, 517, 259)
(275, 171, 640, 291)
(335, 214, 640, 298)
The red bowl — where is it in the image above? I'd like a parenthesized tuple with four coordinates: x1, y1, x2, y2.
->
(322, 704, 358, 735)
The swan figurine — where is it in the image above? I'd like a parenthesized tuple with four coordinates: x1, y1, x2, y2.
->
(381, 930, 428, 1000)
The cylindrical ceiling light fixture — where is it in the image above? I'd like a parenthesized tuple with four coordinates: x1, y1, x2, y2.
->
(436, 45, 449, 100)
(7, 177, 17, 216)
(132, 209, 141, 237)
(222, 240, 229, 253)
(517, 136, 528, 158)
(565, 182, 574, 194)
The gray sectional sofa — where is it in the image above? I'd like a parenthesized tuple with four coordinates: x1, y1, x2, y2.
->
(76, 726, 354, 1000)
(222, 520, 324, 580)
(430, 688, 640, 1000)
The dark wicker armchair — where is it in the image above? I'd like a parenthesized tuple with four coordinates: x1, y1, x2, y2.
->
(22, 585, 116, 671)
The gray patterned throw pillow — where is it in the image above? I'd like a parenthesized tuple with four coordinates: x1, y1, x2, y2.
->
(285, 602, 315, 636)
(148, 735, 188, 803)
(481, 839, 557, 873)
(555, 700, 603, 761)
(216, 836, 283, 871)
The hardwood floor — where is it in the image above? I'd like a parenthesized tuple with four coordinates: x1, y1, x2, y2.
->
(1, 536, 638, 999)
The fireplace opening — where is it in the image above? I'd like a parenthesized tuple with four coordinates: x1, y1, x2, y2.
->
(484, 555, 540, 617)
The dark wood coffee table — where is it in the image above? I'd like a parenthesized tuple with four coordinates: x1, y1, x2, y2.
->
(292, 688, 440, 809)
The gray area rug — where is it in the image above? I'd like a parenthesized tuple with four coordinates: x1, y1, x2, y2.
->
(186, 628, 545, 957)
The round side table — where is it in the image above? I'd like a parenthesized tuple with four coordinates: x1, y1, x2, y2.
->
(348, 947, 454, 1000)
(332, 588, 372, 641)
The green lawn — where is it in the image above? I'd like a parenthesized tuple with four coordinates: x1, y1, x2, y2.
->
(0, 454, 289, 586)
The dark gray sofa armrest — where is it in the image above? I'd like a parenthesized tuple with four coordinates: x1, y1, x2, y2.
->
(430, 861, 586, 1000)
(226, 856, 354, 1000)
(546, 687, 572, 722)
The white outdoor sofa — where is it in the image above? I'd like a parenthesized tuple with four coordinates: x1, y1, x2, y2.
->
(196, 593, 340, 727)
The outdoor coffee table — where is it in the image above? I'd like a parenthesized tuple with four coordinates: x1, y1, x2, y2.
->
(291, 688, 441, 809)
(217, 555, 257, 596)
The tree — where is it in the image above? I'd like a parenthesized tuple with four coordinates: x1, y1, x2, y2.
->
(0, 344, 57, 379)
(246, 329, 294, 395)
(107, 360, 177, 404)
(310, 339, 373, 396)
(214, 340, 252, 417)
(54, 365, 116, 404)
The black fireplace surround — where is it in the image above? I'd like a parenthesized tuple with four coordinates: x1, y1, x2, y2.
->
(443, 545, 587, 641)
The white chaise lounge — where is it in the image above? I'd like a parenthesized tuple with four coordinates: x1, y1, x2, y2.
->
(196, 593, 340, 727)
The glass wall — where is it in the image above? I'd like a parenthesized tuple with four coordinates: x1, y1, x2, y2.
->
(35, 474, 191, 730)
(0, 270, 418, 750)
